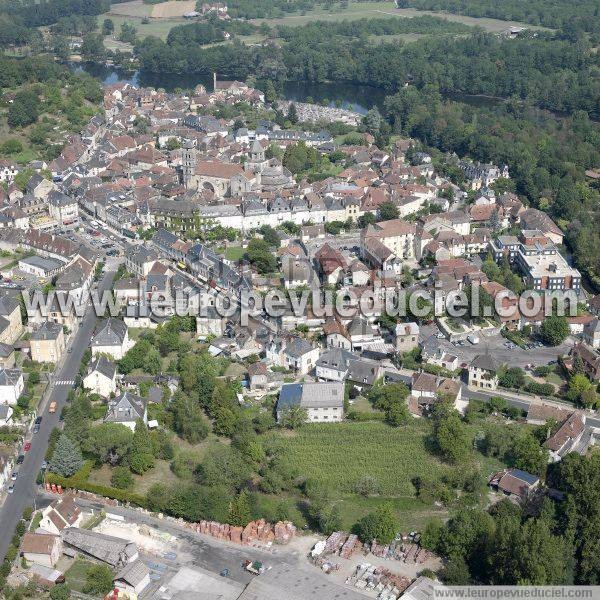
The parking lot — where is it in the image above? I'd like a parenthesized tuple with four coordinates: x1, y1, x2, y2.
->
(420, 323, 573, 369)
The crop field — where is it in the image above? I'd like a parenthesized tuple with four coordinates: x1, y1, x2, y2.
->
(271, 421, 453, 496)
(151, 0, 197, 18)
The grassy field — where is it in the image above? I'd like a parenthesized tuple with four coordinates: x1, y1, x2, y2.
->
(65, 559, 99, 594)
(251, 1, 549, 32)
(269, 420, 499, 497)
(97, 0, 548, 44)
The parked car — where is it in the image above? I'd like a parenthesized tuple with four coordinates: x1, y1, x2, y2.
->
(16, 455, 24, 465)
(34, 416, 42, 425)
(33, 424, 40, 434)
(8, 485, 14, 494)
(11, 472, 18, 481)
(23, 442, 31, 452)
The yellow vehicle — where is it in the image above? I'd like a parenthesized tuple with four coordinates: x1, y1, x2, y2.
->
(48, 401, 57, 414)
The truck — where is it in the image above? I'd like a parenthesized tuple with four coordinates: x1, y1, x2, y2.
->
(48, 401, 57, 414)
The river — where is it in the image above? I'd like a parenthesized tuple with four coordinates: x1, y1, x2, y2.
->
(76, 63, 592, 121)
(75, 63, 388, 114)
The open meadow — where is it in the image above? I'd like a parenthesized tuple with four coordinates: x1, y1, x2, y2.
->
(98, 0, 547, 44)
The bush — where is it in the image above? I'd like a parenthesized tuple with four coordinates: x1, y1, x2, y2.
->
(111, 466, 134, 490)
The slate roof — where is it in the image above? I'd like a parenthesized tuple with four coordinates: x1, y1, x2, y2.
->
(92, 318, 127, 347)
(88, 355, 117, 380)
(62, 528, 137, 567)
(114, 559, 150, 588)
(0, 368, 22, 387)
(278, 381, 344, 411)
(105, 391, 146, 424)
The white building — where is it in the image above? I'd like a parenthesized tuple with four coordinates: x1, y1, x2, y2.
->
(83, 356, 117, 398)
(0, 368, 24, 405)
(91, 318, 131, 360)
(277, 381, 344, 423)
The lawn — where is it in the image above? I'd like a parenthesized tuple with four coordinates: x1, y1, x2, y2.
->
(65, 559, 96, 594)
(268, 420, 490, 497)
(335, 495, 447, 531)
(223, 246, 245, 261)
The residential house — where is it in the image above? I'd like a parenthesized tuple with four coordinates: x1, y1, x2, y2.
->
(583, 317, 600, 349)
(247, 362, 268, 390)
(346, 356, 384, 390)
(489, 468, 540, 500)
(30, 322, 65, 363)
(21, 533, 62, 568)
(48, 191, 78, 227)
(0, 295, 24, 345)
(519, 208, 564, 245)
(315, 243, 347, 285)
(544, 412, 585, 462)
(39, 494, 83, 536)
(83, 356, 117, 398)
(394, 322, 419, 353)
(105, 391, 148, 431)
(196, 306, 226, 339)
(569, 342, 600, 380)
(124, 244, 159, 278)
(0, 405, 13, 426)
(277, 381, 344, 423)
(0, 368, 24, 405)
(91, 318, 130, 360)
(323, 319, 351, 350)
(468, 352, 499, 390)
(0, 343, 15, 368)
(315, 347, 355, 382)
(267, 336, 320, 375)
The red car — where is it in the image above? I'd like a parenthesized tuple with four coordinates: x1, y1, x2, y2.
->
(23, 442, 31, 452)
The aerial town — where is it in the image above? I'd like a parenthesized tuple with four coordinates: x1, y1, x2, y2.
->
(0, 40, 597, 600)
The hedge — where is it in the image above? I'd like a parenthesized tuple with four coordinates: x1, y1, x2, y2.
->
(45, 471, 147, 507)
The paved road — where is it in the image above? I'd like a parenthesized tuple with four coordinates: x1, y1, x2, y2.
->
(0, 269, 116, 562)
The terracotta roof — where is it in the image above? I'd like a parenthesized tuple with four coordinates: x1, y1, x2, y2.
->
(21, 533, 58, 555)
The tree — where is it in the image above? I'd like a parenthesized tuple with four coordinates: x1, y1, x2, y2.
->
(539, 316, 570, 346)
(356, 503, 398, 545)
(84, 423, 133, 465)
(169, 392, 210, 444)
(228, 490, 252, 526)
(287, 102, 299, 124)
(49, 434, 83, 477)
(258, 225, 280, 247)
(7, 90, 41, 128)
(264, 80, 277, 103)
(498, 366, 526, 389)
(111, 466, 133, 489)
(129, 419, 155, 475)
(49, 584, 70, 600)
(102, 18, 114, 36)
(569, 373, 591, 396)
(83, 564, 113, 595)
(80, 33, 105, 61)
(245, 238, 277, 274)
(279, 405, 308, 429)
(363, 107, 382, 133)
(433, 405, 472, 464)
(511, 430, 547, 477)
(442, 554, 471, 584)
(378, 201, 399, 221)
